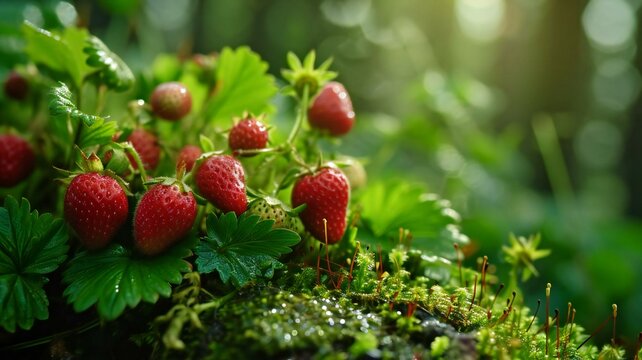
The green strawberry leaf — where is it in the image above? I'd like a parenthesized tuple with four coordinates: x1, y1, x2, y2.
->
(203, 47, 278, 126)
(84, 35, 134, 92)
(49, 81, 103, 127)
(78, 118, 119, 149)
(22, 22, 93, 88)
(0, 196, 69, 332)
(195, 212, 301, 288)
(63, 236, 196, 320)
(357, 180, 469, 258)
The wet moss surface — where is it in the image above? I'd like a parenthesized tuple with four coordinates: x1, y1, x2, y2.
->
(167, 285, 477, 360)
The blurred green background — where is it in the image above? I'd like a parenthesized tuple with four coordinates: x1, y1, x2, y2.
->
(1, 0, 641, 347)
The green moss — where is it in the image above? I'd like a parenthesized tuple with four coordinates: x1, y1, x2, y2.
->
(152, 246, 633, 360)
(161, 284, 482, 359)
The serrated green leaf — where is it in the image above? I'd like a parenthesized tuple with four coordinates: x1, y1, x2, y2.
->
(63, 27, 95, 84)
(63, 236, 196, 320)
(0, 274, 48, 333)
(0, 196, 69, 332)
(22, 22, 92, 88)
(78, 118, 118, 149)
(49, 82, 103, 127)
(195, 212, 300, 288)
(84, 36, 134, 91)
(357, 180, 468, 258)
(204, 47, 278, 126)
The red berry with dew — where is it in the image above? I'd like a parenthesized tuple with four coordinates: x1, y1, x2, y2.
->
(228, 118, 269, 155)
(308, 81, 355, 136)
(291, 167, 350, 244)
(64, 173, 129, 250)
(195, 155, 247, 215)
(134, 184, 197, 255)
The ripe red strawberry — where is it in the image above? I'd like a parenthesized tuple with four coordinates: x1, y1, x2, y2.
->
(150, 82, 192, 121)
(228, 118, 268, 155)
(176, 145, 201, 172)
(195, 155, 247, 215)
(134, 184, 197, 255)
(127, 129, 160, 171)
(0, 134, 35, 187)
(308, 81, 355, 136)
(64, 173, 129, 250)
(3, 71, 28, 101)
(291, 167, 350, 244)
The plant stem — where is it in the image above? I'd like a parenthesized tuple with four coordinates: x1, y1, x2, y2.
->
(124, 145, 149, 189)
(286, 85, 310, 145)
(95, 84, 107, 114)
(66, 115, 84, 169)
(195, 289, 237, 313)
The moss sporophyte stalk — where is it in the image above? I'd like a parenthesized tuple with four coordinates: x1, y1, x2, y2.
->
(0, 8, 640, 360)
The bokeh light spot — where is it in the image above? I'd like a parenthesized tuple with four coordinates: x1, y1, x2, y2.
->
(455, 0, 505, 43)
(582, 0, 636, 51)
(574, 120, 621, 169)
(55, 2, 77, 27)
(321, 0, 371, 27)
(592, 59, 641, 112)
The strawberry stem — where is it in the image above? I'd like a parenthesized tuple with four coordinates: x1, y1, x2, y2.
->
(124, 144, 149, 190)
(286, 84, 310, 145)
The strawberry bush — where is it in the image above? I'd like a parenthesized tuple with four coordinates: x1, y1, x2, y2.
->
(0, 6, 640, 360)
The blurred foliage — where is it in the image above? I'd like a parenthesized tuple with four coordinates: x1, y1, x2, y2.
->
(1, 0, 641, 349)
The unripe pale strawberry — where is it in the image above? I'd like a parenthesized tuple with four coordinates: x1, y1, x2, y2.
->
(247, 198, 304, 233)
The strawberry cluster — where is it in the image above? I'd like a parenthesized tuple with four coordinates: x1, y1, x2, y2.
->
(4, 54, 358, 258)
